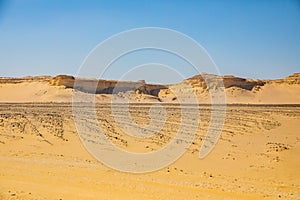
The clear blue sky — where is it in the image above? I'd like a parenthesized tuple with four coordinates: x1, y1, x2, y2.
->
(0, 0, 299, 81)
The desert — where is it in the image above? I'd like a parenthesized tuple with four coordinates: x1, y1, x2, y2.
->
(0, 73, 300, 104)
(1, 1, 300, 199)
(0, 74, 299, 199)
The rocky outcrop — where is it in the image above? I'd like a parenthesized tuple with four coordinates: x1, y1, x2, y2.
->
(48, 75, 75, 87)
(186, 73, 265, 90)
(0, 73, 299, 103)
(271, 73, 300, 84)
(49, 73, 300, 99)
(49, 75, 167, 96)
(0, 76, 51, 84)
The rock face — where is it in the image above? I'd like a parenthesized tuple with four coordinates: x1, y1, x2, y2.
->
(285, 73, 300, 84)
(49, 75, 167, 96)
(49, 75, 75, 87)
(186, 74, 266, 90)
(0, 76, 51, 84)
(272, 73, 300, 84)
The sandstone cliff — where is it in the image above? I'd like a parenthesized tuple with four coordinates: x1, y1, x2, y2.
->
(49, 75, 167, 96)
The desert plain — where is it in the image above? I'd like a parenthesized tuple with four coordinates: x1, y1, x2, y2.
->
(0, 74, 299, 199)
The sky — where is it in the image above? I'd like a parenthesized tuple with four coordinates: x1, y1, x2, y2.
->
(0, 0, 299, 83)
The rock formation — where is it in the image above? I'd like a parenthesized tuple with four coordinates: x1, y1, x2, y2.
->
(49, 75, 167, 96)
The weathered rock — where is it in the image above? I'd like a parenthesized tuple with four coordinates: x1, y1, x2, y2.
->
(49, 75, 167, 96)
(186, 73, 265, 90)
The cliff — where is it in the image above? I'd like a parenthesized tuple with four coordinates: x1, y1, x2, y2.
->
(49, 75, 167, 96)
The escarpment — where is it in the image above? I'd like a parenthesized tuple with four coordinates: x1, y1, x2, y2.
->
(49, 75, 167, 96)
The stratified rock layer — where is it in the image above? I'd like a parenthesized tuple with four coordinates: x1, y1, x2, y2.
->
(49, 75, 167, 96)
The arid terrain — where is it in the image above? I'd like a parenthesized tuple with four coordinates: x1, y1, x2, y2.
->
(0, 73, 300, 104)
(0, 74, 299, 199)
(0, 103, 299, 199)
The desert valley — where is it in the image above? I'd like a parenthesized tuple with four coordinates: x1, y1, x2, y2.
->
(0, 73, 299, 199)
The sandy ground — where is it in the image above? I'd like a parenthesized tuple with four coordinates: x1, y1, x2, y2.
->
(0, 103, 299, 199)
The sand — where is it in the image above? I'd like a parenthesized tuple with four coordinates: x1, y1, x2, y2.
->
(0, 103, 299, 199)
(0, 74, 299, 199)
